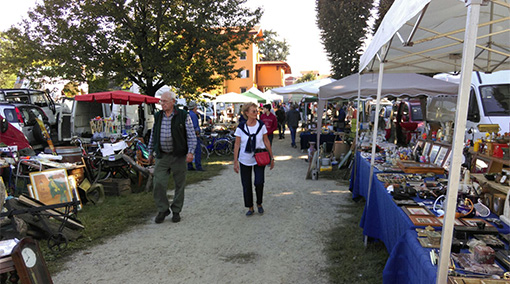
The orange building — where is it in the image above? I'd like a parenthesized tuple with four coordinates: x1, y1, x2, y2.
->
(221, 27, 291, 94)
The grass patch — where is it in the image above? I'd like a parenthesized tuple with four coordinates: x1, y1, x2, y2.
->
(321, 168, 389, 284)
(42, 154, 231, 274)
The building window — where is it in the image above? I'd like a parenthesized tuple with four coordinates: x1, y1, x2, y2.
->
(240, 87, 247, 93)
(240, 51, 247, 60)
(239, 69, 249, 79)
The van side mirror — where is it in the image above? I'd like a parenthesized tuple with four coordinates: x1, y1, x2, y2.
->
(1, 118, 8, 133)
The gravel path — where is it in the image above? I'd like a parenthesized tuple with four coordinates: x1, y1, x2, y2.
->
(53, 135, 352, 284)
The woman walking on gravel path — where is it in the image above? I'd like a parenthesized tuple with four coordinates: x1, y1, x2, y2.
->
(233, 103, 275, 216)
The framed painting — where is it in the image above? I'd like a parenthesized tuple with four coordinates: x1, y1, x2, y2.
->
(437, 217, 464, 226)
(459, 218, 492, 228)
(422, 141, 432, 158)
(402, 206, 434, 216)
(442, 150, 452, 170)
(29, 168, 73, 206)
(428, 144, 441, 163)
(0, 177, 7, 198)
(409, 215, 442, 227)
(413, 140, 425, 156)
(434, 146, 450, 167)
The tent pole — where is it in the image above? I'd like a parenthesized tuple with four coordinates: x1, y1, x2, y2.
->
(436, 1, 482, 283)
(351, 73, 362, 191)
(364, 46, 386, 247)
(315, 99, 327, 168)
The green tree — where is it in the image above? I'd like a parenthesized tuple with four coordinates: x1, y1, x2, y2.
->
(258, 30, 290, 61)
(316, 0, 374, 79)
(1, 0, 262, 98)
(295, 72, 316, 83)
(0, 32, 19, 88)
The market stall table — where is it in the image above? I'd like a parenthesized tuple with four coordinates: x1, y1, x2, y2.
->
(350, 151, 510, 283)
(299, 132, 338, 151)
(351, 151, 381, 199)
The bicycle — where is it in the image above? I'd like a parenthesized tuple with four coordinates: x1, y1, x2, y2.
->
(199, 130, 233, 157)
(71, 134, 140, 186)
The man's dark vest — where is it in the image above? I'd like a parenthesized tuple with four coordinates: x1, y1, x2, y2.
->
(153, 108, 188, 158)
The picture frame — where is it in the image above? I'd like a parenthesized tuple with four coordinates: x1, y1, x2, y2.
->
(402, 205, 434, 216)
(437, 217, 465, 226)
(29, 168, 74, 207)
(428, 144, 441, 163)
(0, 177, 7, 198)
(434, 146, 450, 167)
(413, 140, 425, 156)
(422, 141, 432, 158)
(67, 176, 83, 210)
(443, 150, 452, 170)
(409, 215, 442, 227)
(459, 218, 492, 228)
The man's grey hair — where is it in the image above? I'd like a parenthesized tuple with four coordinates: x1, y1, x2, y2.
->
(161, 90, 177, 101)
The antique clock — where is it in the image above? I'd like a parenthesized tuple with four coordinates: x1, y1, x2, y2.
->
(10, 238, 53, 284)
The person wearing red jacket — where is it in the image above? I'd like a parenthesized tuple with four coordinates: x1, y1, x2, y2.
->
(259, 104, 278, 145)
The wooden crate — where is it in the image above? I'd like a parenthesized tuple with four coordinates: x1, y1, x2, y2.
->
(100, 178, 131, 196)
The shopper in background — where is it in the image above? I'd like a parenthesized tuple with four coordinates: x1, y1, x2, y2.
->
(187, 101, 204, 171)
(333, 103, 346, 132)
(286, 104, 301, 148)
(275, 104, 286, 139)
(260, 104, 278, 145)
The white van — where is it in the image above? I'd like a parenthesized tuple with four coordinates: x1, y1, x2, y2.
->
(431, 70, 510, 141)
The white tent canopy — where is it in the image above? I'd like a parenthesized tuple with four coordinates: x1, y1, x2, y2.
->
(212, 92, 258, 103)
(263, 90, 283, 102)
(247, 87, 264, 97)
(359, 0, 510, 73)
(271, 78, 336, 103)
(271, 78, 336, 95)
(319, 73, 459, 100)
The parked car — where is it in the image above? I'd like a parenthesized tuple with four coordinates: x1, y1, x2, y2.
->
(0, 114, 33, 155)
(0, 102, 51, 150)
(0, 88, 72, 143)
(393, 99, 425, 145)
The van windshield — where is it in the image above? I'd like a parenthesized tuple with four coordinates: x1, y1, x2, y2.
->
(479, 84, 510, 116)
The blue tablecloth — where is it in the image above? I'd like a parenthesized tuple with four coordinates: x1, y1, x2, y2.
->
(351, 151, 381, 199)
(383, 230, 438, 284)
(359, 167, 414, 252)
(351, 151, 510, 283)
(299, 132, 337, 151)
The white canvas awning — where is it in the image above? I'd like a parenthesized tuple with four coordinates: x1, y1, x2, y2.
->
(271, 78, 336, 103)
(213, 92, 258, 103)
(359, 0, 510, 73)
(263, 90, 283, 102)
(319, 73, 458, 100)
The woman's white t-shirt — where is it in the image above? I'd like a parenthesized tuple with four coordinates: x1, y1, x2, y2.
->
(235, 121, 268, 166)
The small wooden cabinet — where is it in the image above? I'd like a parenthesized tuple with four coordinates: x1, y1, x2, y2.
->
(469, 148, 510, 174)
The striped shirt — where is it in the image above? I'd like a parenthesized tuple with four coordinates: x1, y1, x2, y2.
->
(148, 109, 197, 156)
